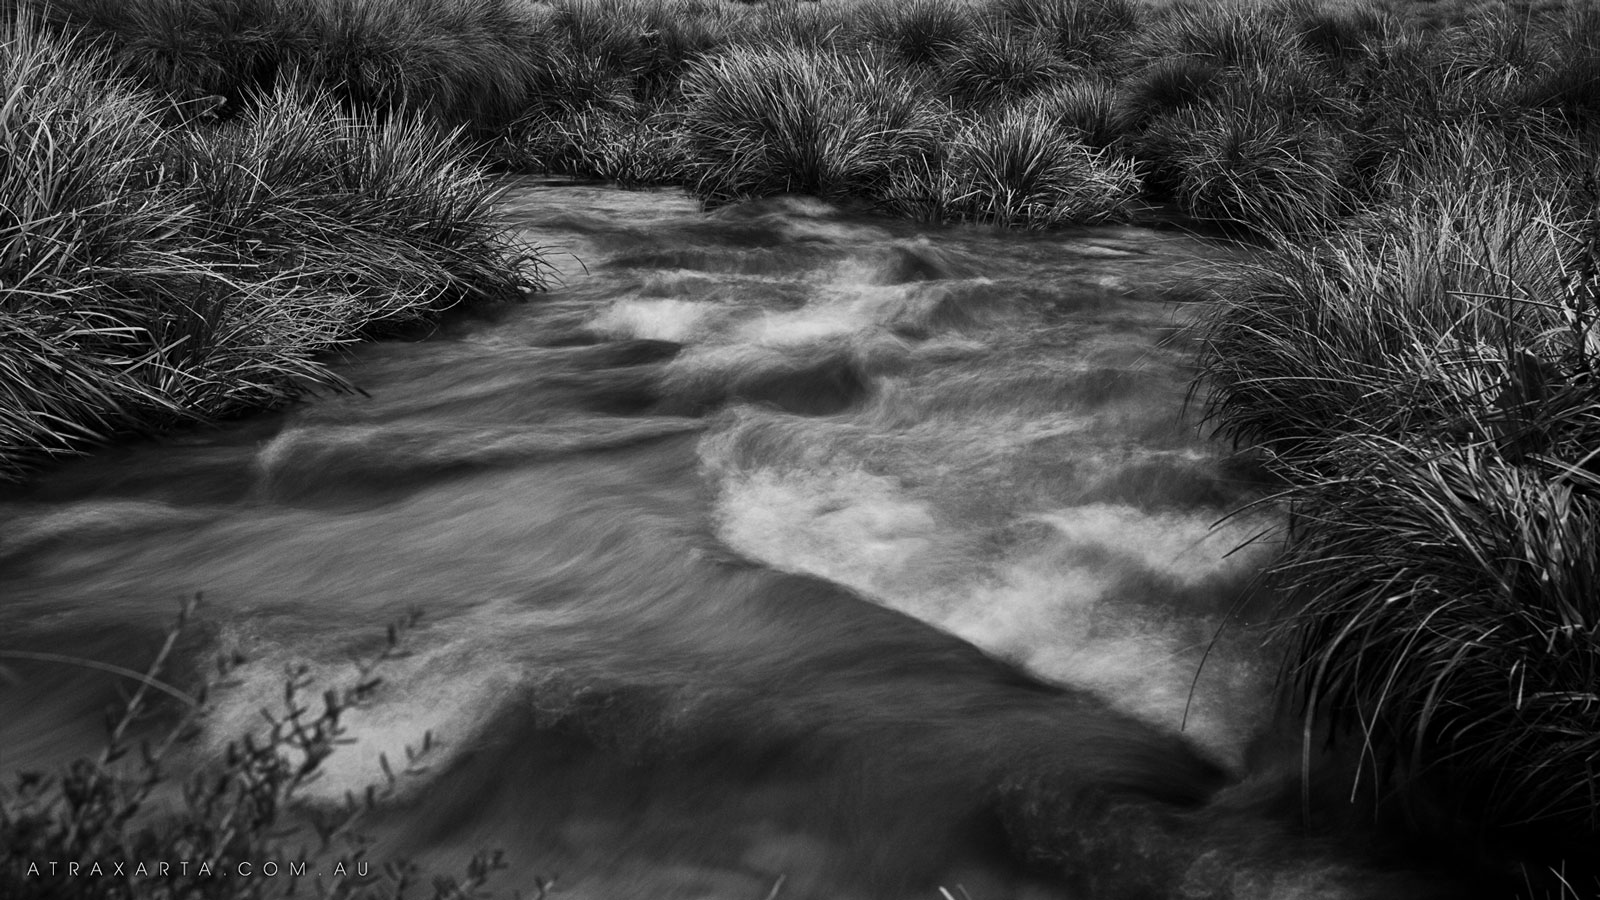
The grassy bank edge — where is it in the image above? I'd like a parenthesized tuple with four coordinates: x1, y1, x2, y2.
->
(1, 14, 550, 482)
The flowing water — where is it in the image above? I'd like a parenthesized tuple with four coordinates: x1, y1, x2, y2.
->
(1, 184, 1458, 899)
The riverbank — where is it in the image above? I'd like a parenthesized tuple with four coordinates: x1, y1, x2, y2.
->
(0, 17, 547, 480)
(34, 0, 1599, 228)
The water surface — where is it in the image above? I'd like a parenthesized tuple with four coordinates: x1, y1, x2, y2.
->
(1, 183, 1449, 899)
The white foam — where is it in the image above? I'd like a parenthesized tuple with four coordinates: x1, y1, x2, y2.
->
(716, 467, 947, 603)
(712, 464, 1272, 760)
(589, 298, 724, 343)
(732, 299, 882, 348)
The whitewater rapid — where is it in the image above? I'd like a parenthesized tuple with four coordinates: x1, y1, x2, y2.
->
(0, 182, 1455, 900)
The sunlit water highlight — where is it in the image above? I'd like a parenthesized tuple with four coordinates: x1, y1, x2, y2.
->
(1, 183, 1456, 899)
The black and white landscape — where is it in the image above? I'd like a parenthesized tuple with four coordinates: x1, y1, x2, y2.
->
(3, 1, 1597, 898)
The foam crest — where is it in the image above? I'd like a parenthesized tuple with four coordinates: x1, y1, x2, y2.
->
(714, 467, 950, 602)
(711, 462, 1272, 759)
(732, 298, 886, 348)
(589, 297, 725, 343)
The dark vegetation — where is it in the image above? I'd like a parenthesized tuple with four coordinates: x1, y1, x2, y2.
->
(0, 604, 513, 899)
(0, 11, 548, 481)
(5, 0, 1600, 895)
(1196, 129, 1600, 897)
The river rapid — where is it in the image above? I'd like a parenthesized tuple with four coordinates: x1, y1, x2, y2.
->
(1, 183, 1459, 899)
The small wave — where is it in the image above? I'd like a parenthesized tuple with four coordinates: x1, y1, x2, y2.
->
(0, 500, 214, 560)
(252, 419, 703, 502)
(827, 239, 981, 286)
(661, 345, 880, 417)
(589, 298, 728, 343)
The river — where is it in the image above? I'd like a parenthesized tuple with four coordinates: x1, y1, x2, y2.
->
(0, 183, 1460, 899)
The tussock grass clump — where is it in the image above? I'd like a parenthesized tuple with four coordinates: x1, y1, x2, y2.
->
(1129, 45, 1362, 229)
(2, 22, 231, 474)
(861, 0, 976, 70)
(1135, 2, 1299, 69)
(1347, 9, 1600, 140)
(1277, 440, 1600, 829)
(1199, 130, 1582, 455)
(522, 44, 638, 119)
(32, 0, 1598, 247)
(1142, 97, 1351, 233)
(1292, 1, 1392, 67)
(508, 104, 688, 186)
(38, 0, 553, 130)
(539, 0, 738, 109)
(1342, 26, 1472, 117)
(33, 0, 293, 111)
(180, 85, 538, 332)
(0, 20, 543, 480)
(680, 47, 941, 206)
(999, 0, 1141, 68)
(737, 0, 855, 53)
(1243, 53, 1362, 121)
(546, 0, 655, 79)
(1450, 10, 1553, 80)
(894, 106, 1140, 228)
(520, 0, 750, 120)
(939, 22, 1070, 109)
(1113, 54, 1222, 132)
(1196, 130, 1600, 861)
(298, 0, 551, 128)
(1514, 5, 1600, 129)
(1030, 76, 1123, 149)
(624, 0, 748, 104)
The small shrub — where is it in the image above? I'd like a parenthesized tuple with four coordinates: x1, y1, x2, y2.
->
(681, 46, 941, 206)
(0, 604, 514, 899)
